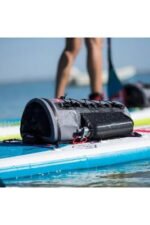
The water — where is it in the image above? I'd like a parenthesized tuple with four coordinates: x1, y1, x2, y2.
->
(1, 73, 150, 187)
(0, 80, 91, 119)
(3, 160, 150, 187)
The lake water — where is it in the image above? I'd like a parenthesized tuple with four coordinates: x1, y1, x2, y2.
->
(1, 73, 150, 187)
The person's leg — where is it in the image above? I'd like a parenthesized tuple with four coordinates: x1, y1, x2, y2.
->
(85, 38, 103, 100)
(55, 38, 82, 98)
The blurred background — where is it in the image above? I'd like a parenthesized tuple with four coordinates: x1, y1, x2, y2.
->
(0, 38, 150, 119)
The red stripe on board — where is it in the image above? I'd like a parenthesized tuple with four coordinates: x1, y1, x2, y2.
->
(134, 129, 150, 133)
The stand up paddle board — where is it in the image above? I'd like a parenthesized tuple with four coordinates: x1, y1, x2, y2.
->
(0, 126, 150, 180)
(131, 108, 150, 126)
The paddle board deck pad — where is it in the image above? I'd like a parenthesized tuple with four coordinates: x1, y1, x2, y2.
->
(0, 128, 150, 180)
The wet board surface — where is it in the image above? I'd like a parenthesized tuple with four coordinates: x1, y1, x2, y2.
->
(0, 128, 150, 179)
(0, 108, 150, 180)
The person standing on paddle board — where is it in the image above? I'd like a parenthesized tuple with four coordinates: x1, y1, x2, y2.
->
(55, 38, 104, 100)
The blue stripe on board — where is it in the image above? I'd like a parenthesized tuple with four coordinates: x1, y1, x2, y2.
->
(0, 143, 67, 159)
(1, 146, 150, 180)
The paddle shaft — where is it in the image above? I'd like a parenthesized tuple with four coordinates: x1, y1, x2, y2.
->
(107, 38, 123, 98)
(107, 38, 112, 65)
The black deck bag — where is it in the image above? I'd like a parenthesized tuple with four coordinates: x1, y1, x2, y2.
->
(123, 83, 150, 108)
(20, 98, 134, 144)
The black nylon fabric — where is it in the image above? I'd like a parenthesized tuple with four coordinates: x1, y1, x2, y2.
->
(81, 112, 133, 140)
(21, 98, 134, 144)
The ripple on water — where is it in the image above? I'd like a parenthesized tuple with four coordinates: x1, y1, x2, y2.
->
(4, 160, 150, 187)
